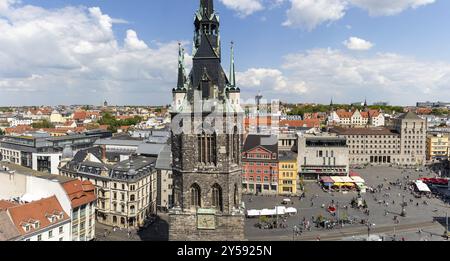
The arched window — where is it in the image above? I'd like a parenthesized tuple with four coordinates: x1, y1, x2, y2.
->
(198, 131, 217, 165)
(190, 184, 201, 208)
(232, 126, 240, 164)
(234, 184, 239, 208)
(212, 132, 217, 165)
(212, 184, 223, 212)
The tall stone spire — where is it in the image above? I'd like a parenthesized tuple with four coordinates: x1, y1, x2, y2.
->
(229, 41, 236, 89)
(200, 0, 214, 17)
(176, 43, 186, 90)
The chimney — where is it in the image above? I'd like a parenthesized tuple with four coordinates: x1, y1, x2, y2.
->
(101, 145, 107, 161)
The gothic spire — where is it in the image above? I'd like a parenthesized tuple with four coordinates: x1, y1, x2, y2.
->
(200, 0, 214, 17)
(229, 41, 236, 88)
(177, 43, 186, 90)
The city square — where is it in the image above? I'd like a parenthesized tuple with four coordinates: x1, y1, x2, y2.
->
(244, 166, 450, 241)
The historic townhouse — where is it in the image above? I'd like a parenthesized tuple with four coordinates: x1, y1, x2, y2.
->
(242, 135, 279, 195)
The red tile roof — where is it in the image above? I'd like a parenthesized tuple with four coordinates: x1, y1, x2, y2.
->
(0, 200, 18, 211)
(6, 196, 70, 236)
(279, 119, 320, 128)
(62, 180, 96, 209)
(73, 111, 87, 121)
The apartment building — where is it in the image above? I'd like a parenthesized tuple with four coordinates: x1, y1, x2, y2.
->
(242, 135, 279, 195)
(59, 147, 157, 228)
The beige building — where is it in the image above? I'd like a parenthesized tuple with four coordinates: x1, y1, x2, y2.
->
(426, 133, 449, 161)
(331, 111, 426, 166)
(59, 147, 157, 229)
(296, 133, 350, 180)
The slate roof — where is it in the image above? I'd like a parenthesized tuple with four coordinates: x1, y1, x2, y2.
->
(243, 134, 278, 154)
(398, 111, 422, 120)
(155, 144, 172, 170)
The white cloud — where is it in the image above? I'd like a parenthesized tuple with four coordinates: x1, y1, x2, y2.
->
(283, 0, 436, 30)
(280, 48, 450, 105)
(0, 2, 191, 105)
(343, 37, 374, 50)
(349, 0, 436, 16)
(283, 0, 347, 31)
(219, 0, 264, 17)
(237, 68, 307, 95)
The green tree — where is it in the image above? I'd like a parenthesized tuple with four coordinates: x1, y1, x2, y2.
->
(32, 119, 54, 129)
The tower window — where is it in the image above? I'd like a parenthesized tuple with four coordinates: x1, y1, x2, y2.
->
(190, 184, 201, 209)
(212, 184, 223, 212)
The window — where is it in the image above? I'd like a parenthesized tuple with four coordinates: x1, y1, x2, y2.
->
(190, 184, 201, 208)
(211, 184, 223, 212)
(37, 235, 42, 241)
(59, 226, 63, 234)
(49, 230, 53, 238)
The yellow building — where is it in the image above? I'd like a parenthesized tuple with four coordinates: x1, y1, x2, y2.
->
(426, 134, 449, 161)
(278, 151, 298, 195)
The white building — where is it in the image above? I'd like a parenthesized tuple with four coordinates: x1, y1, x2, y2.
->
(0, 163, 97, 241)
(1, 196, 71, 241)
(329, 109, 385, 127)
(10, 117, 33, 127)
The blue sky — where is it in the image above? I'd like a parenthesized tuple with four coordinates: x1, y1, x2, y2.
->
(0, 0, 449, 106)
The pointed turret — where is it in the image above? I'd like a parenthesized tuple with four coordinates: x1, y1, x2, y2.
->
(176, 43, 187, 90)
(200, 0, 214, 17)
(229, 41, 236, 89)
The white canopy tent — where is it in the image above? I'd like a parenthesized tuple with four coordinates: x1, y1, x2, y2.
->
(415, 181, 431, 193)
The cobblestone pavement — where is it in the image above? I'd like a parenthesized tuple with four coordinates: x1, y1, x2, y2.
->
(94, 214, 169, 241)
(245, 166, 450, 241)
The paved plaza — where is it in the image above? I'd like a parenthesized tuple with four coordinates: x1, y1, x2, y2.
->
(94, 214, 169, 241)
(244, 166, 450, 241)
(92, 166, 450, 241)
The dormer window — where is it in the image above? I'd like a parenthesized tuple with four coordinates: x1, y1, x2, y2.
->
(33, 221, 40, 229)
(59, 213, 64, 220)
(23, 224, 30, 232)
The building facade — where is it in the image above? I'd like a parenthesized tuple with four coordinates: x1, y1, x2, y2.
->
(296, 134, 349, 180)
(330, 111, 427, 166)
(1, 196, 71, 241)
(242, 135, 279, 195)
(278, 151, 298, 195)
(169, 0, 245, 241)
(0, 163, 96, 241)
(59, 148, 157, 229)
(329, 109, 385, 128)
(426, 134, 449, 161)
(0, 134, 100, 174)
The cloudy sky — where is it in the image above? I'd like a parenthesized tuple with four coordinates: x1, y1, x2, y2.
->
(0, 0, 449, 106)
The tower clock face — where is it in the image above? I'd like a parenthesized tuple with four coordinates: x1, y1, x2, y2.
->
(197, 213, 216, 230)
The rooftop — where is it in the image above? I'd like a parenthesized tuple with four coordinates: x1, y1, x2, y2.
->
(0, 162, 75, 183)
(330, 127, 399, 136)
(6, 196, 70, 236)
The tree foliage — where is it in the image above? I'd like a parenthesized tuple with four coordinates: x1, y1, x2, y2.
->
(98, 112, 143, 133)
(32, 119, 54, 129)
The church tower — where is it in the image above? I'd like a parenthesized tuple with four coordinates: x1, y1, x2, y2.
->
(169, 0, 245, 241)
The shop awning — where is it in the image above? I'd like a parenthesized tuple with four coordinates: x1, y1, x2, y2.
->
(321, 177, 334, 183)
(351, 176, 365, 183)
(415, 181, 431, 193)
(246, 209, 261, 217)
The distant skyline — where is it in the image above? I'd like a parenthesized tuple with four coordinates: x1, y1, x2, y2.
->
(0, 0, 449, 106)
